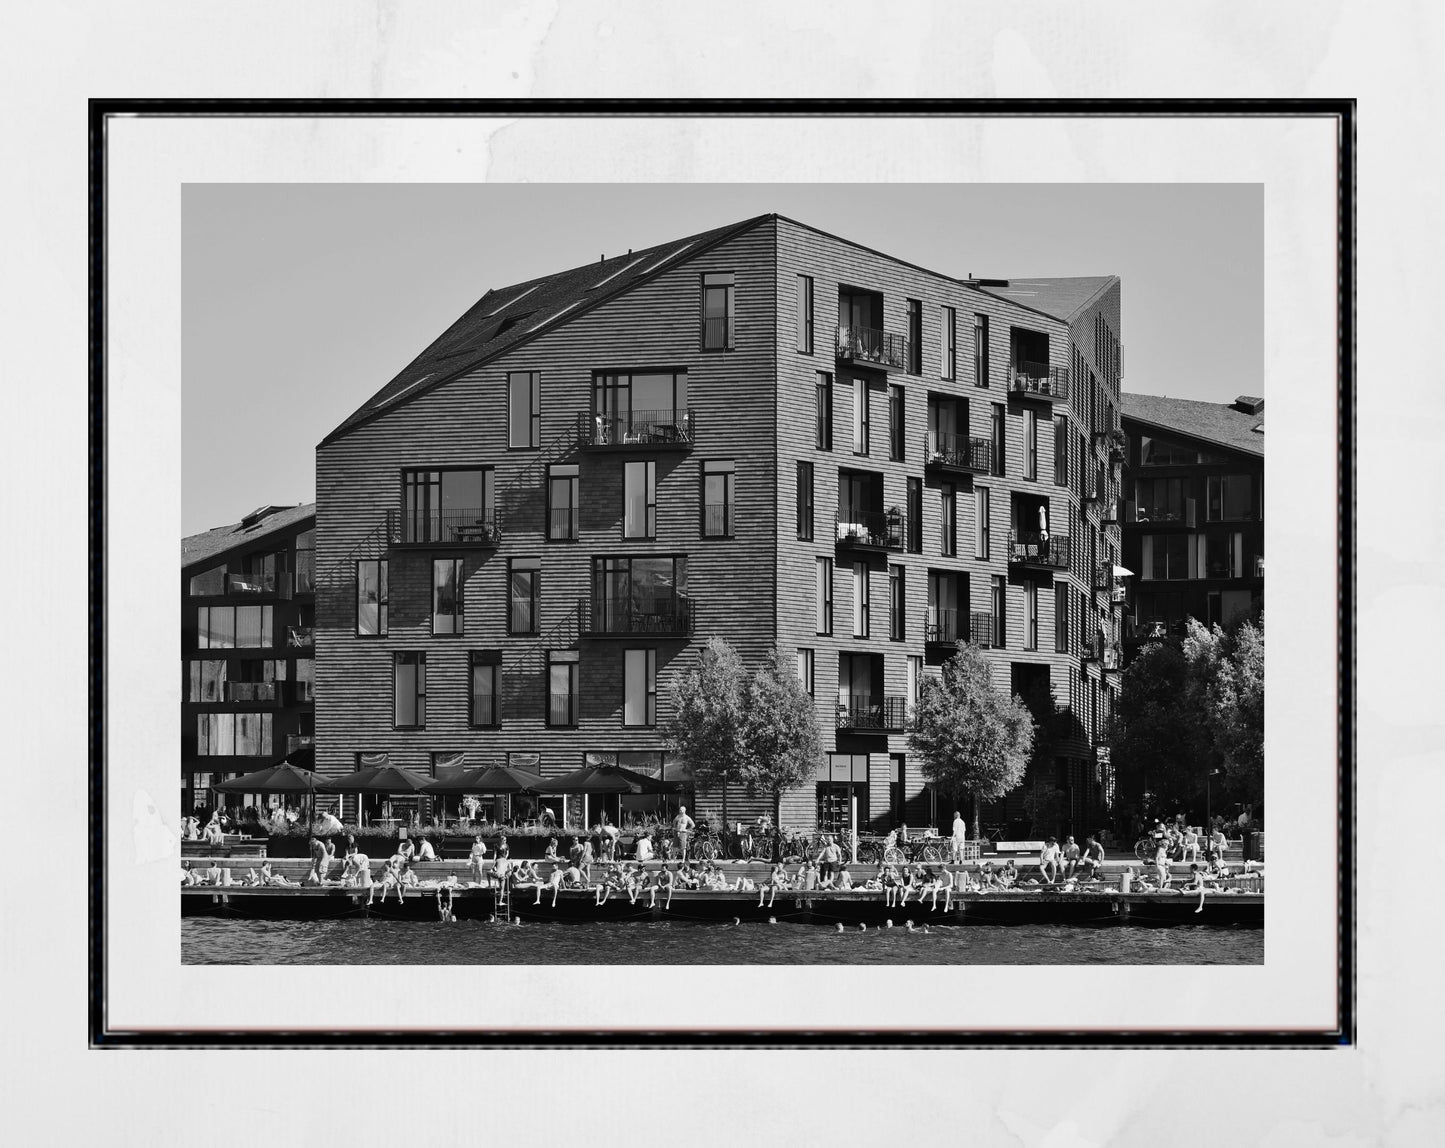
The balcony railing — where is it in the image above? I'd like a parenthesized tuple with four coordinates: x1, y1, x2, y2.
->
(970, 611, 997, 649)
(288, 679, 315, 705)
(835, 509, 906, 552)
(1103, 645, 1122, 671)
(835, 324, 909, 371)
(224, 681, 277, 703)
(1081, 639, 1123, 670)
(285, 734, 314, 754)
(1007, 530, 1070, 569)
(226, 571, 279, 595)
(1095, 563, 1116, 592)
(578, 596, 693, 637)
(386, 508, 501, 546)
(548, 693, 577, 727)
(1007, 363, 1070, 401)
(1102, 499, 1122, 525)
(703, 503, 732, 537)
(286, 626, 314, 649)
(923, 431, 992, 474)
(1125, 500, 1197, 528)
(702, 316, 730, 350)
(548, 507, 578, 541)
(578, 409, 695, 449)
(924, 607, 962, 646)
(835, 695, 907, 733)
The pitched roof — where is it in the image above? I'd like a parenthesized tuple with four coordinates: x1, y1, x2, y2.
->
(322, 214, 772, 444)
(1122, 392, 1264, 458)
(974, 276, 1117, 323)
(182, 503, 315, 569)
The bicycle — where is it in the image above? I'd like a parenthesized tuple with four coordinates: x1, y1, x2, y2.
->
(1134, 833, 1184, 864)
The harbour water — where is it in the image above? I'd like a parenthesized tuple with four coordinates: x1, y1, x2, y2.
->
(183, 918, 1262, 965)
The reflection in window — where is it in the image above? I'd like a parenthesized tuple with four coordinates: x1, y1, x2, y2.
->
(548, 651, 579, 727)
(510, 560, 540, 634)
(197, 605, 272, 649)
(703, 459, 735, 537)
(432, 558, 464, 635)
(624, 461, 656, 539)
(471, 651, 501, 727)
(624, 648, 657, 726)
(509, 371, 541, 448)
(394, 652, 426, 728)
(702, 272, 735, 350)
(549, 464, 580, 540)
(356, 560, 388, 636)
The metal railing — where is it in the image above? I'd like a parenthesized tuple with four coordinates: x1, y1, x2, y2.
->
(835, 324, 909, 370)
(578, 595, 693, 637)
(1125, 500, 1196, 528)
(1095, 563, 1116, 592)
(702, 316, 730, 350)
(548, 507, 578, 541)
(703, 503, 731, 537)
(224, 681, 277, 703)
(547, 693, 576, 727)
(835, 695, 907, 732)
(286, 626, 314, 649)
(924, 430, 992, 472)
(923, 607, 961, 645)
(834, 509, 906, 550)
(578, 408, 695, 448)
(226, 571, 278, 595)
(1007, 363, 1070, 400)
(386, 507, 501, 545)
(1006, 530, 1070, 568)
(970, 611, 997, 649)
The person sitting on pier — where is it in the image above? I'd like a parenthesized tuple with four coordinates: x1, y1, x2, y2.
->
(200, 861, 223, 886)
(1079, 836, 1105, 879)
(622, 862, 649, 904)
(414, 836, 437, 862)
(183, 815, 200, 842)
(1038, 838, 1063, 884)
(259, 861, 297, 887)
(880, 863, 904, 907)
(759, 862, 790, 908)
(536, 864, 567, 906)
(468, 834, 488, 887)
(1061, 836, 1081, 879)
(366, 857, 403, 905)
(648, 865, 677, 910)
(898, 862, 925, 905)
(396, 838, 416, 865)
(633, 831, 654, 863)
(341, 851, 371, 888)
(542, 837, 559, 862)
(397, 858, 422, 891)
(510, 861, 539, 888)
(918, 866, 953, 912)
(836, 866, 854, 891)
(202, 818, 225, 847)
(998, 860, 1019, 888)
(180, 861, 198, 886)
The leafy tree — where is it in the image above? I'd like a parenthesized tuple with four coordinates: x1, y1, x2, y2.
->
(739, 647, 825, 856)
(1183, 614, 1264, 807)
(1113, 639, 1211, 819)
(1023, 782, 1066, 838)
(908, 641, 1035, 839)
(662, 637, 747, 825)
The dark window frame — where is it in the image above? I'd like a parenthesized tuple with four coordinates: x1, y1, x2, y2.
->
(470, 650, 502, 729)
(906, 477, 923, 553)
(817, 556, 834, 636)
(796, 274, 814, 354)
(547, 464, 580, 542)
(622, 459, 657, 541)
(508, 371, 541, 450)
(796, 460, 814, 541)
(622, 647, 658, 728)
(852, 376, 870, 457)
(701, 271, 736, 351)
(940, 484, 956, 558)
(889, 564, 905, 642)
(888, 383, 905, 461)
(431, 556, 465, 637)
(508, 560, 540, 635)
(941, 305, 956, 381)
(393, 651, 426, 730)
(906, 298, 922, 374)
(973, 313, 989, 388)
(546, 651, 580, 728)
(816, 371, 834, 451)
(355, 558, 389, 638)
(701, 459, 736, 539)
(853, 561, 870, 639)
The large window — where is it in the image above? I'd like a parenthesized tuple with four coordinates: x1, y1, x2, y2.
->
(852, 562, 870, 638)
(702, 271, 736, 350)
(816, 754, 870, 835)
(394, 652, 426, 729)
(816, 557, 833, 635)
(401, 468, 495, 543)
(1206, 531, 1247, 580)
(1054, 581, 1070, 653)
(548, 464, 579, 541)
(974, 487, 990, 560)
(992, 574, 1007, 648)
(1053, 414, 1069, 487)
(188, 566, 226, 596)
(796, 274, 814, 354)
(1207, 474, 1256, 521)
(623, 460, 656, 540)
(888, 384, 904, 461)
(1139, 435, 1229, 467)
(432, 558, 464, 635)
(591, 556, 689, 627)
(593, 371, 689, 442)
(548, 651, 580, 727)
(941, 306, 956, 380)
(470, 651, 501, 727)
(197, 712, 273, 756)
(796, 461, 814, 541)
(907, 477, 923, 553)
(702, 459, 736, 537)
(623, 648, 658, 727)
(197, 605, 273, 649)
(796, 648, 815, 697)
(294, 529, 316, 593)
(356, 559, 388, 636)
(815, 371, 833, 450)
(188, 660, 226, 702)
(1134, 477, 1189, 523)
(1142, 534, 1202, 581)
(509, 558, 540, 634)
(973, 313, 989, 387)
(906, 299, 922, 374)
(939, 484, 956, 557)
(889, 564, 905, 641)
(852, 377, 869, 456)
(508, 371, 540, 449)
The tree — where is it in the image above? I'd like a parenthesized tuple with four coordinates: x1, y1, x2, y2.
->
(1023, 782, 1066, 838)
(739, 647, 824, 856)
(1182, 614, 1264, 808)
(662, 637, 747, 825)
(908, 642, 1035, 839)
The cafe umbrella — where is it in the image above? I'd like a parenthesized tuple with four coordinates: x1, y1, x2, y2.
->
(214, 762, 318, 823)
(316, 764, 433, 827)
(420, 764, 545, 825)
(532, 763, 670, 830)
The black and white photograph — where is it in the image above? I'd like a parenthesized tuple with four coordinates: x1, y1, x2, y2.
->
(177, 183, 1268, 966)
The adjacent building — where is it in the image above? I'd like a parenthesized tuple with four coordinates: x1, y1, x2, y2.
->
(181, 504, 316, 813)
(1118, 393, 1264, 655)
(314, 214, 1128, 836)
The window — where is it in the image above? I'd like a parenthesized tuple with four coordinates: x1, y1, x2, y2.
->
(888, 384, 904, 461)
(992, 574, 1007, 648)
(548, 464, 579, 540)
(1206, 531, 1247, 580)
(394, 652, 426, 729)
(973, 313, 989, 387)
(294, 657, 314, 703)
(508, 371, 540, 449)
(294, 529, 316, 593)
(796, 648, 815, 697)
(188, 660, 226, 702)
(593, 371, 689, 442)
(816, 754, 870, 835)
(974, 487, 990, 560)
(1141, 534, 1203, 581)
(1134, 477, 1189, 523)
(187, 566, 226, 596)
(1023, 408, 1037, 480)
(815, 372, 833, 450)
(1023, 580, 1038, 650)
(1139, 435, 1229, 467)
(591, 556, 689, 631)
(816, 557, 833, 635)
(906, 656, 923, 712)
(1207, 474, 1256, 521)
(795, 275, 814, 353)
(470, 651, 501, 727)
(852, 377, 869, 456)
(509, 558, 540, 634)
(889, 564, 905, 641)
(432, 558, 464, 635)
(1054, 582, 1070, 654)
(1053, 414, 1069, 486)
(356, 559, 388, 636)
(991, 404, 1005, 476)
(906, 478, 923, 553)
(702, 459, 736, 537)
(623, 460, 656, 539)
(906, 299, 922, 374)
(401, 468, 495, 543)
(853, 562, 870, 638)
(939, 484, 956, 557)
(548, 651, 579, 727)
(940, 306, 956, 380)
(197, 605, 273, 649)
(623, 649, 657, 727)
(197, 712, 273, 756)
(796, 461, 814, 541)
(702, 271, 735, 350)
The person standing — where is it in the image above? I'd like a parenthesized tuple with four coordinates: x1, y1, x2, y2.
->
(950, 810, 968, 863)
(672, 805, 695, 861)
(468, 833, 488, 887)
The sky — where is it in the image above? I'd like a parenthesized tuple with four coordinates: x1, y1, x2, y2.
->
(182, 183, 1262, 536)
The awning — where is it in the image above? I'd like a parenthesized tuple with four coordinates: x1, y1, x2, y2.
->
(1112, 564, 1135, 577)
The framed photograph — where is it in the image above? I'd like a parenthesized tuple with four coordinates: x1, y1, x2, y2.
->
(93, 100, 1351, 1046)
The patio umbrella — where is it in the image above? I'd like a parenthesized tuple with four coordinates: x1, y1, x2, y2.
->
(215, 762, 318, 823)
(316, 765, 433, 793)
(420, 765, 545, 795)
(533, 763, 670, 794)
(283, 743, 316, 768)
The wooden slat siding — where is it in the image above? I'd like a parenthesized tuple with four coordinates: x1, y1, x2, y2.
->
(314, 225, 779, 785)
(772, 219, 1108, 831)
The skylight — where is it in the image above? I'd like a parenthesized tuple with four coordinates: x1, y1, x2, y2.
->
(479, 281, 542, 317)
(372, 372, 433, 410)
(637, 242, 694, 276)
(525, 301, 582, 333)
(591, 255, 647, 289)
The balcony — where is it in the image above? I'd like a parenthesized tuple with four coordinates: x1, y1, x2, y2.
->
(835, 509, 906, 553)
(1125, 500, 1197, 528)
(578, 595, 693, 638)
(1081, 639, 1123, 671)
(923, 608, 997, 652)
(835, 324, 909, 372)
(286, 626, 314, 649)
(1101, 499, 1122, 526)
(835, 695, 907, 734)
(1007, 530, 1070, 571)
(224, 681, 278, 703)
(1007, 363, 1069, 402)
(386, 508, 501, 546)
(578, 409, 695, 450)
(923, 431, 992, 476)
(1094, 563, 1116, 593)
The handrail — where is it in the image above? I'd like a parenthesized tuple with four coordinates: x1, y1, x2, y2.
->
(386, 507, 501, 545)
(835, 695, 907, 731)
(578, 596, 693, 636)
(834, 509, 906, 550)
(923, 430, 992, 472)
(1007, 530, 1070, 568)
(835, 324, 909, 370)
(578, 408, 695, 447)
(1007, 364, 1070, 400)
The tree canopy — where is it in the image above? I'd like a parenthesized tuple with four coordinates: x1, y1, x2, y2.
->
(662, 637, 748, 800)
(739, 646, 824, 818)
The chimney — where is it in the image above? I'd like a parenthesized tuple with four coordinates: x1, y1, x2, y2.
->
(1231, 396, 1264, 416)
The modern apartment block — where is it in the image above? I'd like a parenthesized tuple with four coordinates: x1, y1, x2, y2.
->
(181, 504, 316, 812)
(314, 214, 1127, 836)
(1119, 393, 1264, 653)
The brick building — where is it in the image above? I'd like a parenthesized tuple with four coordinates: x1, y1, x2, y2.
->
(313, 214, 1127, 836)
